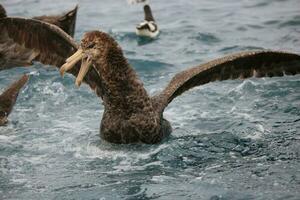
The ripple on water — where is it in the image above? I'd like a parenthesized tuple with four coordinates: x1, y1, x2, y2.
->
(279, 15, 300, 28)
(263, 19, 280, 25)
(109, 30, 138, 41)
(219, 45, 265, 53)
(192, 32, 221, 45)
(244, 1, 270, 8)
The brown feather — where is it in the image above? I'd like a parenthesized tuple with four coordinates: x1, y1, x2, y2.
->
(33, 5, 78, 37)
(0, 74, 29, 125)
(0, 4, 77, 37)
(153, 51, 300, 112)
(0, 4, 6, 18)
(0, 17, 100, 92)
(0, 17, 76, 68)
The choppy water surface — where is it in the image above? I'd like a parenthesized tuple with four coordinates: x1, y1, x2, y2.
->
(1, 0, 300, 199)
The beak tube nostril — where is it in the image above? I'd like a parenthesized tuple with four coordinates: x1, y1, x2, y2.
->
(66, 49, 83, 63)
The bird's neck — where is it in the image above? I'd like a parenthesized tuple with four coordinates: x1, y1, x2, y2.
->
(95, 48, 154, 115)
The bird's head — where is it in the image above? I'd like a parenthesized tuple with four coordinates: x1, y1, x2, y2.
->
(60, 31, 120, 87)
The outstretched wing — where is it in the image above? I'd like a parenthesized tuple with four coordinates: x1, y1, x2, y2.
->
(143, 5, 155, 22)
(33, 5, 78, 37)
(153, 51, 300, 112)
(0, 74, 29, 118)
(0, 17, 100, 90)
(0, 17, 77, 68)
(0, 4, 6, 18)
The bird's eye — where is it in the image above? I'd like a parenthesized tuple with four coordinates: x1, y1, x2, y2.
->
(87, 43, 96, 48)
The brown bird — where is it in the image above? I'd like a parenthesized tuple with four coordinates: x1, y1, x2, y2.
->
(0, 4, 77, 37)
(0, 18, 299, 143)
(0, 74, 29, 126)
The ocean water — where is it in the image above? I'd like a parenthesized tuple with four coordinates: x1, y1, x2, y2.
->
(0, 0, 300, 199)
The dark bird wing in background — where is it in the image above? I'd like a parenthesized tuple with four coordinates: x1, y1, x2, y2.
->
(0, 17, 77, 69)
(0, 17, 101, 92)
(33, 5, 78, 37)
(0, 4, 77, 37)
(144, 5, 155, 21)
(0, 4, 6, 18)
(152, 51, 300, 113)
(0, 74, 29, 125)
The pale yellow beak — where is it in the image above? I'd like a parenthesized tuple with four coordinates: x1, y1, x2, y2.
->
(60, 49, 93, 87)
(60, 49, 83, 76)
(75, 56, 92, 87)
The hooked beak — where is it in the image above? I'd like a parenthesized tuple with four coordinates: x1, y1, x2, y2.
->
(60, 49, 93, 87)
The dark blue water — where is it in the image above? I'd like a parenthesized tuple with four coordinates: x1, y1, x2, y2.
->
(1, 0, 300, 199)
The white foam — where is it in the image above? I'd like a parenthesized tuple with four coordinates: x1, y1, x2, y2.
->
(228, 79, 258, 95)
(151, 175, 175, 183)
